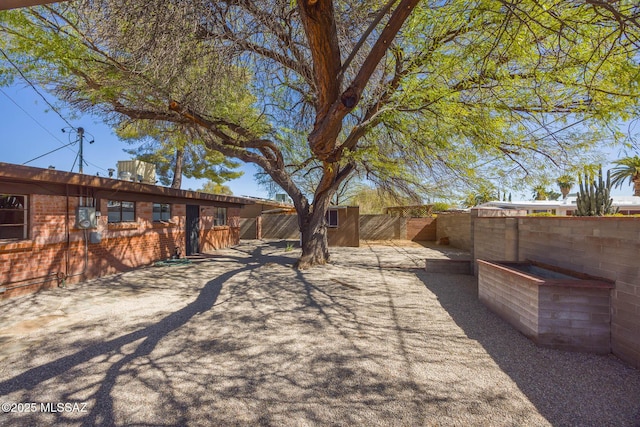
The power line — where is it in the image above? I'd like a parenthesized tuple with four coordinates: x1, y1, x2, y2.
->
(0, 87, 73, 151)
(0, 47, 76, 130)
(22, 140, 76, 165)
(1, 50, 114, 175)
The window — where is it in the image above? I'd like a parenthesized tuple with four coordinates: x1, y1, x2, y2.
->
(0, 194, 28, 240)
(108, 200, 136, 223)
(214, 207, 227, 226)
(153, 203, 171, 222)
(325, 209, 339, 228)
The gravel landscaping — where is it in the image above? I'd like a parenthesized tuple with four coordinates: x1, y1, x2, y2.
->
(0, 240, 639, 426)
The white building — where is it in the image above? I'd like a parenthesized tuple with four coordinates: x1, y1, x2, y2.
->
(479, 194, 640, 216)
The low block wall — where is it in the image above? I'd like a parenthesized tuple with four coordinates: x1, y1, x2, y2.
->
(473, 214, 640, 368)
(478, 260, 614, 354)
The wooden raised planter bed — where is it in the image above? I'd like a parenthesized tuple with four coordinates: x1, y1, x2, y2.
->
(477, 260, 615, 354)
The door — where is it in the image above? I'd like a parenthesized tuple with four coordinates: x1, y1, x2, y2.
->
(186, 204, 200, 256)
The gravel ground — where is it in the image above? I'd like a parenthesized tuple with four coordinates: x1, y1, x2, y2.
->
(0, 240, 638, 426)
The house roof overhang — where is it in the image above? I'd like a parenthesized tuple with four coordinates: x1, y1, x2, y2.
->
(0, 0, 67, 10)
(0, 162, 254, 208)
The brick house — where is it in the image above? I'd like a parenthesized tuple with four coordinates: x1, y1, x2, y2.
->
(0, 162, 253, 298)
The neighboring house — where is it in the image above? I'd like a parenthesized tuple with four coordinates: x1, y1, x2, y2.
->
(325, 206, 360, 247)
(479, 194, 640, 216)
(0, 162, 253, 298)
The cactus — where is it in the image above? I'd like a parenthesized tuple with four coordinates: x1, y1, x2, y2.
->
(575, 166, 617, 216)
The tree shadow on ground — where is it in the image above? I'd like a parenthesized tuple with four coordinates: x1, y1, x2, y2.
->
(5, 241, 637, 426)
(417, 271, 640, 426)
(0, 244, 296, 426)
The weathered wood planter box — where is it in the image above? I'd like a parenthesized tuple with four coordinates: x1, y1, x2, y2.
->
(477, 260, 615, 354)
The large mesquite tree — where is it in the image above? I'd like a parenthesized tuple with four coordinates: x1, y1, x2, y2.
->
(1, 0, 639, 267)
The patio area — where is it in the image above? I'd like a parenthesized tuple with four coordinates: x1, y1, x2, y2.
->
(0, 240, 638, 426)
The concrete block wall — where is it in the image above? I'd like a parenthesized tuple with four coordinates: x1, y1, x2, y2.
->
(538, 285, 612, 354)
(436, 212, 471, 250)
(472, 216, 519, 264)
(477, 260, 539, 338)
(473, 215, 640, 368)
(478, 260, 613, 354)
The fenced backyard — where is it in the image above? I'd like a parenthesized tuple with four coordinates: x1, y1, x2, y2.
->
(0, 240, 638, 426)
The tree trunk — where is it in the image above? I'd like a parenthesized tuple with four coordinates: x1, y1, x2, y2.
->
(171, 148, 184, 189)
(560, 185, 571, 199)
(634, 179, 640, 197)
(296, 211, 330, 269)
(294, 187, 336, 269)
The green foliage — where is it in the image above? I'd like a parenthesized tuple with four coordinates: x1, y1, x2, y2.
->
(532, 185, 561, 201)
(610, 155, 640, 196)
(556, 174, 576, 189)
(431, 202, 451, 213)
(575, 167, 617, 216)
(198, 181, 233, 195)
(527, 212, 555, 217)
(348, 185, 418, 214)
(0, 5, 265, 179)
(462, 184, 498, 208)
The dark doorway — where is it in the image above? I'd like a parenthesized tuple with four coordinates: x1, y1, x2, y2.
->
(186, 204, 200, 256)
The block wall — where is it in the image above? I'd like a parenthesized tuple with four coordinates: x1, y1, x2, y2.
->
(477, 261, 539, 338)
(436, 212, 471, 250)
(261, 214, 299, 239)
(0, 195, 240, 299)
(473, 215, 640, 368)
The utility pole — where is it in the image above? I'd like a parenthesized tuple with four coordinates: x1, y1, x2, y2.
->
(77, 127, 85, 174)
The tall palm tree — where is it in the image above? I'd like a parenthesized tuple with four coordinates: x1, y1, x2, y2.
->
(556, 174, 575, 199)
(610, 156, 640, 197)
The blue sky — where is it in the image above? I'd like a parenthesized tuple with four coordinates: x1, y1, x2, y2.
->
(0, 82, 270, 198)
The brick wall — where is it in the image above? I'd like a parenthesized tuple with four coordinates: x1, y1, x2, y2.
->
(473, 215, 640, 368)
(0, 195, 240, 299)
